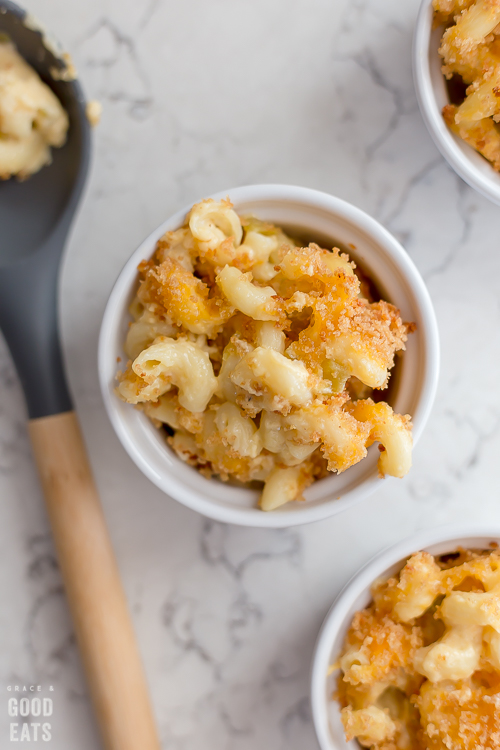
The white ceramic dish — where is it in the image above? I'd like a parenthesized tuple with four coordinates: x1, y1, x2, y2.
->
(311, 524, 500, 750)
(413, 0, 500, 206)
(98, 184, 439, 528)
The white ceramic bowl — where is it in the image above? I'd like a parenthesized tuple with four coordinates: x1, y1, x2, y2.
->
(311, 524, 500, 750)
(98, 184, 439, 528)
(413, 0, 500, 205)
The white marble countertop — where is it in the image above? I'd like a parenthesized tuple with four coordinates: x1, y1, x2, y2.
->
(1, 0, 500, 747)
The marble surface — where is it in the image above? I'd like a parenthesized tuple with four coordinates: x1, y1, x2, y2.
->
(1, 0, 500, 747)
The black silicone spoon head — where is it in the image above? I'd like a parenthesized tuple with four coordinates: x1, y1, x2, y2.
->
(0, 1, 91, 418)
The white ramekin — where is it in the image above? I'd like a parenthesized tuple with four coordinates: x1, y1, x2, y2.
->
(311, 524, 500, 750)
(413, 0, 500, 206)
(98, 184, 439, 528)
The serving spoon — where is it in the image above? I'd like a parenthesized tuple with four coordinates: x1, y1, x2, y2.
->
(0, 4, 160, 749)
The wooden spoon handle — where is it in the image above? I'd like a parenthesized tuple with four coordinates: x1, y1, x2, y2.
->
(28, 411, 160, 750)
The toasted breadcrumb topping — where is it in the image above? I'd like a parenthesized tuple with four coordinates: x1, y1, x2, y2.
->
(116, 199, 414, 511)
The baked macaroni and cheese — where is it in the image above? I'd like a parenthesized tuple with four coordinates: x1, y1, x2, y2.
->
(335, 546, 500, 750)
(434, 0, 500, 170)
(116, 198, 414, 511)
(0, 40, 68, 179)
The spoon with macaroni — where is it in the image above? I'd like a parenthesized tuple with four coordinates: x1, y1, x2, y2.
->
(0, 4, 160, 749)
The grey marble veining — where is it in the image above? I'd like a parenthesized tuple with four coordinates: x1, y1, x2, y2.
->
(1, 0, 500, 747)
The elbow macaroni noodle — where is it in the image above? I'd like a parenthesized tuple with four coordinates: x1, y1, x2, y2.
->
(116, 198, 413, 511)
(336, 547, 500, 749)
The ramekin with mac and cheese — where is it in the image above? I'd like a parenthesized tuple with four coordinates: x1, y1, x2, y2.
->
(433, 0, 500, 172)
(99, 185, 438, 526)
(337, 546, 500, 749)
(115, 197, 413, 512)
(311, 528, 500, 750)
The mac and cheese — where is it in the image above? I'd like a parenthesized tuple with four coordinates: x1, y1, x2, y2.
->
(335, 547, 500, 749)
(0, 41, 68, 180)
(116, 198, 413, 511)
(434, 0, 500, 170)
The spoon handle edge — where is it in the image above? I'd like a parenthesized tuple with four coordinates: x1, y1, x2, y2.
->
(28, 410, 161, 750)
